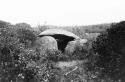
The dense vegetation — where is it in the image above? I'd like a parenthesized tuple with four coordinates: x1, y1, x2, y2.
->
(0, 20, 124, 82)
(0, 21, 40, 82)
(92, 21, 125, 81)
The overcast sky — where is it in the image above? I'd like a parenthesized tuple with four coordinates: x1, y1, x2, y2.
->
(0, 0, 125, 26)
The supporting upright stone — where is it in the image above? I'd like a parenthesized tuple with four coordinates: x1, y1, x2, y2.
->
(36, 36, 58, 55)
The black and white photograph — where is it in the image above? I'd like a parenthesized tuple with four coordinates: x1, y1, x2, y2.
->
(0, 0, 125, 82)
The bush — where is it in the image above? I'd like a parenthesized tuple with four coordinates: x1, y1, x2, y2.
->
(92, 21, 125, 81)
(0, 20, 10, 28)
(15, 24, 37, 48)
(0, 24, 40, 82)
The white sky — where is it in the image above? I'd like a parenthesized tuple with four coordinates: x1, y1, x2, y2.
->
(0, 0, 125, 26)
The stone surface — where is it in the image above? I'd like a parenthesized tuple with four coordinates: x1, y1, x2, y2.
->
(65, 40, 77, 55)
(65, 39, 88, 55)
(39, 29, 80, 52)
(36, 36, 58, 55)
(39, 29, 80, 39)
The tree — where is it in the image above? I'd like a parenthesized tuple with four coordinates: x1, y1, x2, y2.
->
(92, 21, 125, 81)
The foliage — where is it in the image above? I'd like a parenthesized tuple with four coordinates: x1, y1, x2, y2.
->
(15, 23, 31, 29)
(45, 49, 67, 62)
(0, 27, 23, 82)
(70, 27, 86, 38)
(0, 24, 40, 82)
(15, 25, 37, 48)
(92, 21, 125, 81)
(37, 25, 48, 32)
(0, 20, 123, 82)
(0, 20, 10, 28)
